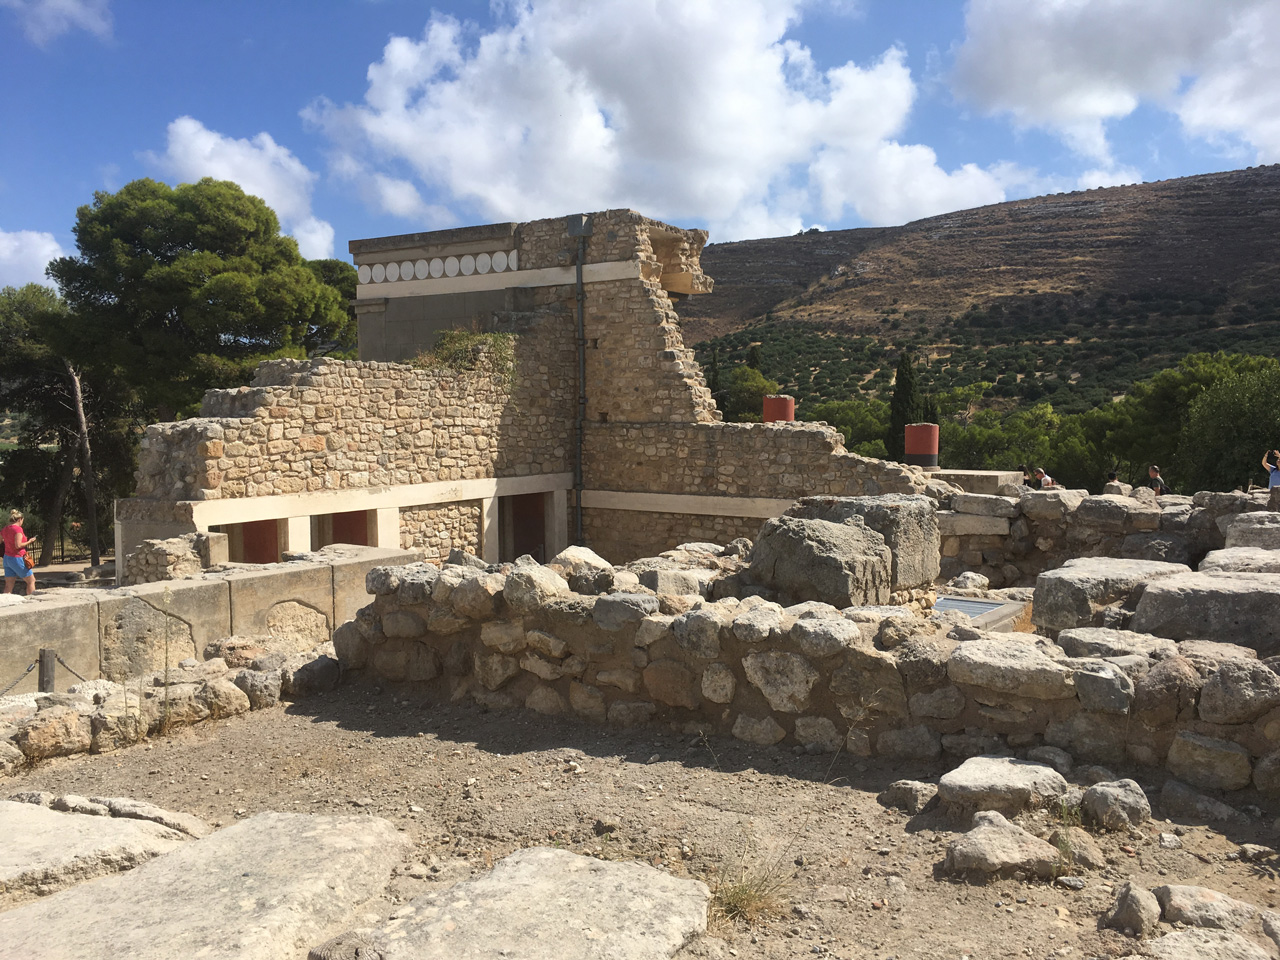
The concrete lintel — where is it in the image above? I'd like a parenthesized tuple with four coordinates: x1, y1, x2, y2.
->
(355, 261, 640, 300)
(580, 489, 795, 519)
(156, 473, 574, 529)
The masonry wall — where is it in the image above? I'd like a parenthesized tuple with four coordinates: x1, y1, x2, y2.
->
(582, 510, 762, 561)
(399, 502, 482, 563)
(343, 556, 1280, 797)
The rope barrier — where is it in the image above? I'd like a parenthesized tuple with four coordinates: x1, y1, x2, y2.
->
(0, 661, 37, 698)
(54, 654, 88, 683)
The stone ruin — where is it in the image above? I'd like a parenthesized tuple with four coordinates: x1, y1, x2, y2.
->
(341, 491, 1280, 803)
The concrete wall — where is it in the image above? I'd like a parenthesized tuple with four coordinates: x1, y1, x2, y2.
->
(0, 545, 417, 695)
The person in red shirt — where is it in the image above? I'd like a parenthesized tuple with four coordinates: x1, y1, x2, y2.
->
(2, 509, 35, 595)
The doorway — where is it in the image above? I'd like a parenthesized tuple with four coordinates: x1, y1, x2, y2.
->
(499, 493, 547, 563)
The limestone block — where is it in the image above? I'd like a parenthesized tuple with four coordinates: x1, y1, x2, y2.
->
(789, 618, 861, 658)
(0, 813, 410, 960)
(475, 654, 520, 691)
(381, 610, 426, 639)
(504, 566, 570, 614)
(1019, 488, 1086, 521)
(786, 494, 940, 592)
(1033, 557, 1191, 632)
(1154, 884, 1260, 931)
(700, 663, 736, 704)
(0, 593, 101, 698)
(13, 706, 92, 760)
(1100, 882, 1160, 938)
(222, 563, 333, 639)
(748, 516, 891, 608)
(731, 714, 786, 745)
(525, 685, 566, 716)
(1224, 512, 1280, 550)
(672, 608, 724, 658)
(937, 757, 1069, 816)
(943, 811, 1061, 880)
(568, 682, 605, 721)
(1166, 731, 1252, 792)
(877, 780, 938, 814)
(937, 512, 1012, 537)
(829, 645, 908, 718)
(637, 568, 708, 597)
(1044, 712, 1127, 766)
(793, 716, 842, 752)
(1072, 661, 1134, 714)
(1130, 572, 1280, 653)
(952, 493, 1021, 518)
(593, 593, 660, 631)
(1082, 779, 1151, 830)
(0, 800, 186, 906)
(1141, 929, 1270, 960)
(1056, 627, 1177, 660)
(1198, 661, 1280, 724)
(909, 685, 965, 720)
(309, 847, 709, 960)
(451, 573, 506, 621)
(948, 634, 1076, 700)
(876, 725, 941, 760)
(1072, 494, 1161, 536)
(742, 651, 819, 713)
(1132, 655, 1202, 726)
(731, 603, 784, 644)
(480, 620, 526, 654)
(1200, 547, 1280, 574)
(1119, 532, 1193, 565)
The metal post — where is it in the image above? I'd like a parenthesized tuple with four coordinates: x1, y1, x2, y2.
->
(38, 648, 55, 693)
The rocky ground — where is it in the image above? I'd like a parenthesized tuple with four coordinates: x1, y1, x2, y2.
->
(8, 685, 1280, 960)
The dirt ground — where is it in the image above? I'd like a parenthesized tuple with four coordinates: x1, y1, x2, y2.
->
(10, 684, 1280, 960)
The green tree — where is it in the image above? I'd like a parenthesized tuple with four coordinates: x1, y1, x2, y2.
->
(804, 399, 889, 458)
(48, 177, 354, 419)
(1177, 367, 1280, 493)
(747, 344, 764, 372)
(887, 350, 925, 459)
(722, 365, 779, 422)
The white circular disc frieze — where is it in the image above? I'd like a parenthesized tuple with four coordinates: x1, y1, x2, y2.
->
(476, 252, 491, 274)
(385, 261, 400, 282)
(460, 254, 475, 275)
(414, 259, 429, 279)
(492, 251, 507, 272)
(444, 256, 459, 277)
(401, 261, 414, 279)
(357, 264, 372, 284)
(430, 258, 444, 278)
(508, 250, 518, 271)
(372, 263, 386, 282)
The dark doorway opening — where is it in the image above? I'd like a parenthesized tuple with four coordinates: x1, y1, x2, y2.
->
(500, 493, 546, 563)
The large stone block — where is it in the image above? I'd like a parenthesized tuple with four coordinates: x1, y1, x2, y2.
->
(1019, 489, 1086, 521)
(937, 512, 1011, 537)
(1199, 547, 1280, 574)
(0, 813, 410, 960)
(311, 847, 709, 960)
(1032, 557, 1191, 632)
(1130, 572, 1280, 655)
(321, 545, 421, 625)
(99, 579, 232, 680)
(1224, 512, 1280, 550)
(786, 495, 939, 592)
(0, 593, 102, 696)
(951, 493, 1021, 518)
(1165, 731, 1252, 792)
(218, 563, 334, 640)
(947, 633, 1076, 700)
(1071, 494, 1161, 536)
(749, 516, 891, 608)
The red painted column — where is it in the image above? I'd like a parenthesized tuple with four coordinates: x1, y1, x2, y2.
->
(762, 395, 795, 423)
(904, 422, 939, 468)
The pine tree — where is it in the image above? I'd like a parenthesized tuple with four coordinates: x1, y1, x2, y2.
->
(747, 344, 763, 372)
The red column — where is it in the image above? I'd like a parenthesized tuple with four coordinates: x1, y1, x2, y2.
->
(762, 395, 795, 423)
(904, 422, 939, 468)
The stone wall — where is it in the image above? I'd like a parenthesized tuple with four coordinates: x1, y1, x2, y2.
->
(583, 510, 760, 562)
(342, 542, 1280, 797)
(121, 536, 204, 586)
(399, 502, 482, 563)
(938, 488, 1274, 587)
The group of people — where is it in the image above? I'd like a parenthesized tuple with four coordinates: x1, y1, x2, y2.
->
(1016, 453, 1280, 496)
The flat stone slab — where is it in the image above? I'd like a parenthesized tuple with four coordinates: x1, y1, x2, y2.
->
(312, 847, 709, 960)
(1200, 547, 1280, 574)
(1141, 928, 1272, 960)
(938, 756, 1069, 815)
(0, 813, 411, 960)
(1055, 627, 1177, 661)
(0, 800, 186, 905)
(1033, 558, 1190, 632)
(1130, 572, 1280, 655)
(1224, 513, 1280, 550)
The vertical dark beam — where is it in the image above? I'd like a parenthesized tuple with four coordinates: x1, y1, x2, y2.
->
(38, 648, 55, 693)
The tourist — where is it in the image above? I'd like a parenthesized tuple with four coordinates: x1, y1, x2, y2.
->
(2, 509, 35, 595)
(1262, 450, 1280, 489)
(1147, 465, 1171, 497)
(1018, 463, 1033, 486)
(1033, 467, 1056, 489)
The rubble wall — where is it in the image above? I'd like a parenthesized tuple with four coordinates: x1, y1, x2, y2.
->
(344, 555, 1280, 797)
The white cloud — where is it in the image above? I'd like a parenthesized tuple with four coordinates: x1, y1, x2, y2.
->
(0, 0, 111, 47)
(306, 0, 1012, 239)
(0, 228, 64, 288)
(143, 116, 335, 258)
(953, 0, 1280, 166)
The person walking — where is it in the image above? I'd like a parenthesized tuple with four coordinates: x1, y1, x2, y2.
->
(2, 509, 36, 595)
(1147, 465, 1171, 497)
(1262, 450, 1280, 489)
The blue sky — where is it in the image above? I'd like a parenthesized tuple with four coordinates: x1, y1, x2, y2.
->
(3, 0, 1279, 287)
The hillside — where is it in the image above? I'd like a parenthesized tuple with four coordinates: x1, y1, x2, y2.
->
(677, 166, 1280, 413)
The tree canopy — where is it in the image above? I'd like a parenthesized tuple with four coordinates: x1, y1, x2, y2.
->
(48, 177, 355, 418)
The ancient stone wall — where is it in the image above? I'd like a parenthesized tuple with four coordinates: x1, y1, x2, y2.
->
(583, 510, 761, 562)
(344, 544, 1280, 797)
(399, 502, 482, 563)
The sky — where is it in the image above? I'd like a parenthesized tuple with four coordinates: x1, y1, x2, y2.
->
(3, 0, 1280, 288)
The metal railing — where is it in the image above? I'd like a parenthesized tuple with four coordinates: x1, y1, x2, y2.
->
(0, 647, 87, 697)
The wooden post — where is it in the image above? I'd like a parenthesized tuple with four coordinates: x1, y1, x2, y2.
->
(38, 648, 55, 693)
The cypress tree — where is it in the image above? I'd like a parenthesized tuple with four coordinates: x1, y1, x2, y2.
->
(888, 350, 924, 459)
(747, 344, 764, 372)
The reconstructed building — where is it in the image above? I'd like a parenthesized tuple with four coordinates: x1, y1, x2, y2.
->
(116, 211, 937, 569)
